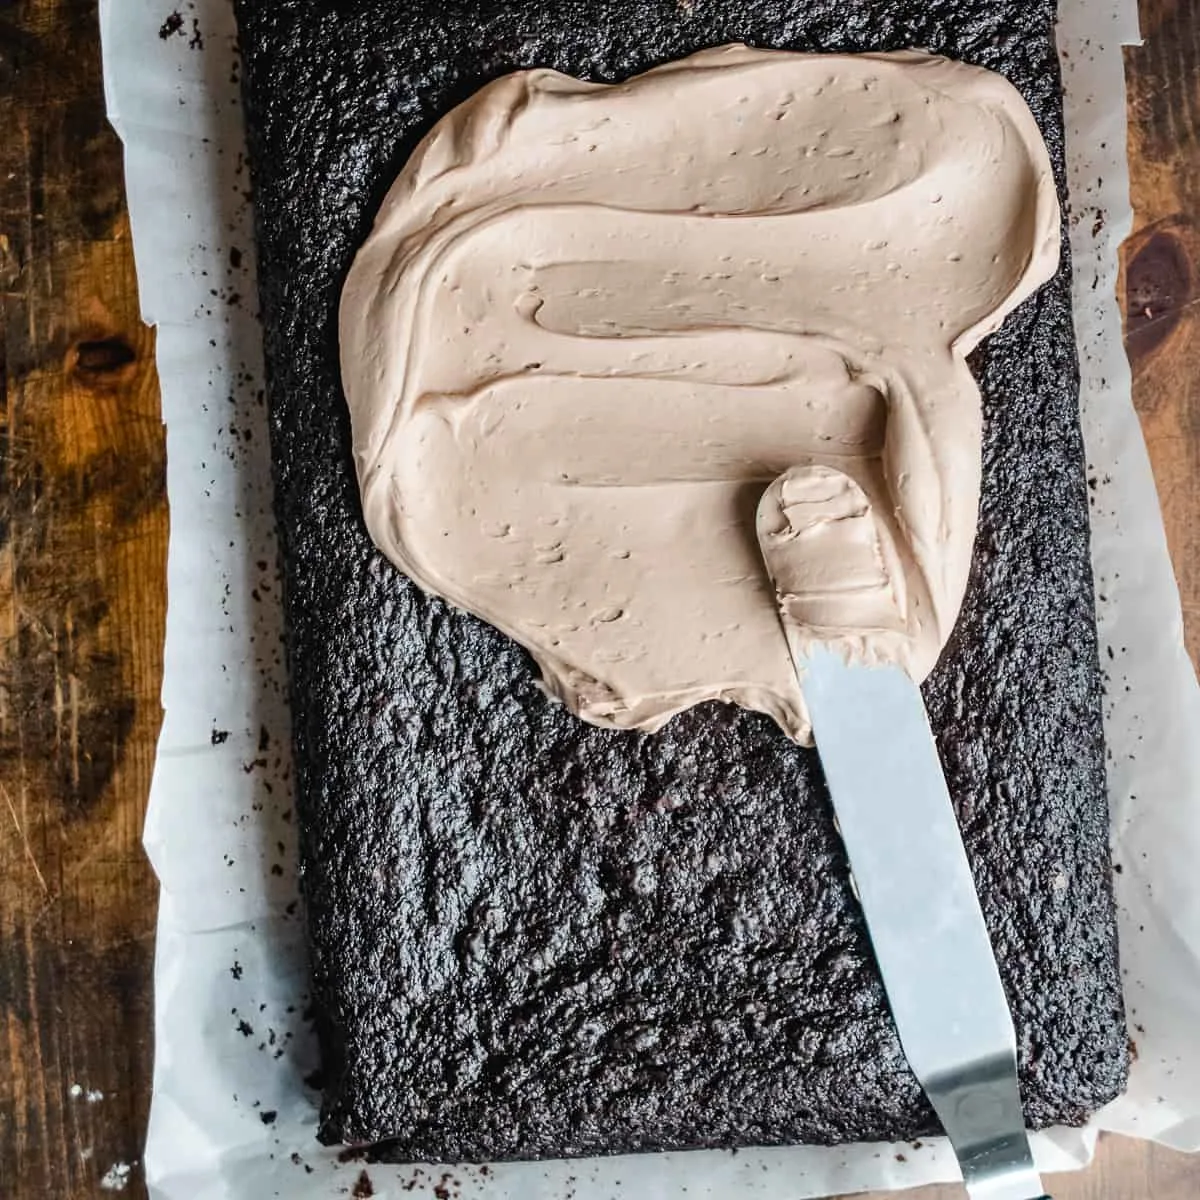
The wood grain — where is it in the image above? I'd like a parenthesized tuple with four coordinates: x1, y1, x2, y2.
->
(1124, 0, 1200, 665)
(0, 0, 167, 1196)
(0, 0, 1198, 1196)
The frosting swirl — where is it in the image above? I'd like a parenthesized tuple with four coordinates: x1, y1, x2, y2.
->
(340, 45, 1060, 741)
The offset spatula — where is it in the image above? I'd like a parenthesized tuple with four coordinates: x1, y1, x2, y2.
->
(757, 469, 1050, 1200)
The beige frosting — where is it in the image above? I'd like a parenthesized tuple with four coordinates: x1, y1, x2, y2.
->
(756, 464, 910, 672)
(340, 45, 1060, 742)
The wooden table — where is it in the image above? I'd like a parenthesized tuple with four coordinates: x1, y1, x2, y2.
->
(1, 1, 1197, 1196)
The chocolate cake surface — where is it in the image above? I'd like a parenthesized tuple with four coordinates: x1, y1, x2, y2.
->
(233, 0, 1129, 1159)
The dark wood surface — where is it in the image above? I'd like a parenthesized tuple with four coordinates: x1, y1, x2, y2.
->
(0, 0, 167, 1195)
(0, 0, 1196, 1196)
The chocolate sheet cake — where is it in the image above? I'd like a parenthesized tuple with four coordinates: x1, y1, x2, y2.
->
(233, 0, 1129, 1159)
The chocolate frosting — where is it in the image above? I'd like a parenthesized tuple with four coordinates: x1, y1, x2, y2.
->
(341, 45, 1059, 741)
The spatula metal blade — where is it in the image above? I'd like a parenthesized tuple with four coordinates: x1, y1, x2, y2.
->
(800, 644, 1047, 1200)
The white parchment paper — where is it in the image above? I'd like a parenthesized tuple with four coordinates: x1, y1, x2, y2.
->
(98, 0, 1200, 1195)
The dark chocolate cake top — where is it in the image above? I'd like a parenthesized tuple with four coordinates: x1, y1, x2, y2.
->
(234, 0, 1129, 1159)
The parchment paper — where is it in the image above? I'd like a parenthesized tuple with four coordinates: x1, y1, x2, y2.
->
(98, 0, 1200, 1195)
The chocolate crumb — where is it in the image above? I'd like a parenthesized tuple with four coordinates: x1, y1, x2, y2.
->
(352, 1171, 375, 1198)
(158, 11, 183, 39)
